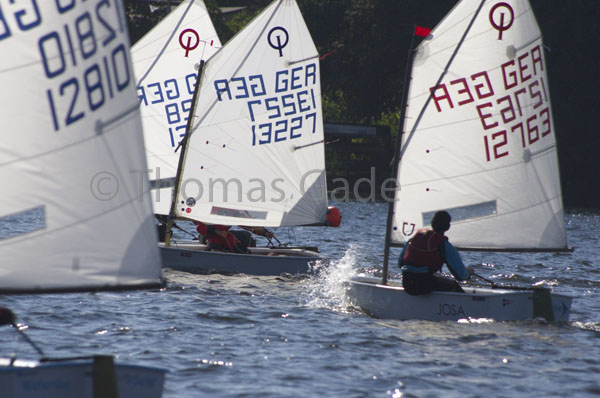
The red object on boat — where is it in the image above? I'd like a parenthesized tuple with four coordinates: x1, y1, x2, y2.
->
(326, 206, 341, 227)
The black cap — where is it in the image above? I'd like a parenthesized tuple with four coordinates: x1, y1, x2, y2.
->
(431, 211, 451, 233)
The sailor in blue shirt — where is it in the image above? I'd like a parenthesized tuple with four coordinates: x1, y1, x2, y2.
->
(399, 211, 474, 295)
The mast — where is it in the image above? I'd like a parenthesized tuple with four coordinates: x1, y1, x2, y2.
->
(382, 0, 487, 284)
(397, 0, 486, 161)
(381, 27, 417, 285)
(165, 60, 205, 247)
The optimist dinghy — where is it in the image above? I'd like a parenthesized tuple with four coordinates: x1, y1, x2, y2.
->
(345, 0, 573, 322)
(158, 0, 338, 275)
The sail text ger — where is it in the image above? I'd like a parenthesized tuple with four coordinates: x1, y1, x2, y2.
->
(213, 63, 319, 146)
(429, 44, 552, 162)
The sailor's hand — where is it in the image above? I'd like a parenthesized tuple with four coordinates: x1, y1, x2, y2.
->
(253, 227, 273, 238)
(466, 266, 475, 275)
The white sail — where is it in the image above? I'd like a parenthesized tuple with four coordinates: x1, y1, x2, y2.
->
(174, 0, 328, 227)
(132, 0, 221, 215)
(391, 0, 567, 250)
(0, 1, 162, 292)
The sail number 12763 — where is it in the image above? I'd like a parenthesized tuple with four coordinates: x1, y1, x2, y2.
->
(482, 103, 551, 162)
(430, 44, 553, 162)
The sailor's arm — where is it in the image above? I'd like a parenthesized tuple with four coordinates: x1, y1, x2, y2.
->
(444, 241, 473, 281)
(242, 226, 274, 238)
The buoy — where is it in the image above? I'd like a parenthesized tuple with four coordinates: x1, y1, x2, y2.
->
(326, 206, 341, 227)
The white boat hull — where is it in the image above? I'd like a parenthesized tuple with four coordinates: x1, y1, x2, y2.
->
(0, 357, 166, 398)
(346, 276, 572, 322)
(159, 241, 325, 276)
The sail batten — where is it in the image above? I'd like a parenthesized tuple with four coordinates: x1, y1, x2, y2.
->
(391, 0, 568, 251)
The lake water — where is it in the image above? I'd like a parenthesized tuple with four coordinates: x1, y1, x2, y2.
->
(2, 201, 599, 397)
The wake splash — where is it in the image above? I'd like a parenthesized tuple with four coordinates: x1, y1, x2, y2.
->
(301, 245, 360, 313)
(571, 321, 600, 333)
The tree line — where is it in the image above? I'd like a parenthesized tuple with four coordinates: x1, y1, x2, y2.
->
(125, 0, 600, 208)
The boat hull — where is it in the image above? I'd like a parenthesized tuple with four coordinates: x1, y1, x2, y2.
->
(0, 357, 166, 398)
(159, 242, 325, 276)
(346, 276, 572, 322)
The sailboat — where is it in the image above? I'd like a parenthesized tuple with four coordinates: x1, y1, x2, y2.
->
(0, 1, 166, 395)
(158, 0, 338, 276)
(345, 0, 573, 321)
(132, 0, 222, 216)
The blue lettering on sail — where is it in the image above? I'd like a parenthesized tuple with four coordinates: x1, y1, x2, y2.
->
(137, 72, 196, 147)
(5, 1, 137, 132)
(0, 0, 42, 41)
(213, 63, 319, 146)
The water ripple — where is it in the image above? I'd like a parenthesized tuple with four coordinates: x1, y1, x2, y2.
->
(2, 205, 600, 397)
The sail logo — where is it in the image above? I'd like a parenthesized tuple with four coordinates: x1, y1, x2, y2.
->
(179, 29, 200, 57)
(268, 26, 289, 57)
(178, 28, 215, 58)
(401, 222, 416, 236)
(489, 2, 514, 40)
